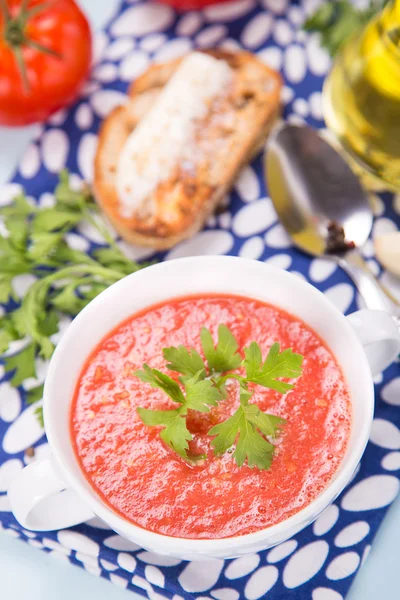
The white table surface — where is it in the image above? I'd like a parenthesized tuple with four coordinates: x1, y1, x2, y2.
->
(0, 0, 399, 598)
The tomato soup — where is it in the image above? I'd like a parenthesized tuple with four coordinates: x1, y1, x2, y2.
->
(71, 295, 351, 539)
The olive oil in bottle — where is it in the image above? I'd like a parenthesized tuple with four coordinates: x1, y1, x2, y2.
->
(323, 0, 400, 190)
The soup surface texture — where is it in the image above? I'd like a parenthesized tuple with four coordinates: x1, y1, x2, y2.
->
(71, 295, 351, 539)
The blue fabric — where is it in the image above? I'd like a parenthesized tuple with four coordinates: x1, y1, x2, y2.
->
(0, 1, 399, 599)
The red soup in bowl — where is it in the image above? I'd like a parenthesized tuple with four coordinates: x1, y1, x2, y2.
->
(71, 294, 351, 540)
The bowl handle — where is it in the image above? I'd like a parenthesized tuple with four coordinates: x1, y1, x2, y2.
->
(346, 309, 400, 376)
(7, 455, 94, 531)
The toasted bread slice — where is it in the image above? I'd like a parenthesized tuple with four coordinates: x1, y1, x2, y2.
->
(94, 50, 282, 250)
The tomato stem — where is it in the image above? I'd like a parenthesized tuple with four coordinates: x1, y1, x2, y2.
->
(26, 38, 61, 59)
(13, 46, 29, 92)
(20, 0, 29, 15)
(0, 0, 10, 22)
(24, 1, 52, 21)
(5, 22, 25, 45)
(2, 0, 62, 93)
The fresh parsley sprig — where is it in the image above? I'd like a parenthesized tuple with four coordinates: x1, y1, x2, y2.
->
(0, 171, 153, 423)
(137, 368, 223, 460)
(135, 325, 304, 470)
(304, 0, 389, 56)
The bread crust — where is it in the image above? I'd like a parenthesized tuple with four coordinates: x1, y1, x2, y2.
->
(94, 50, 282, 250)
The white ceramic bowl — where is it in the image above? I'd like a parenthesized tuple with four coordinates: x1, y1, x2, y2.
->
(8, 256, 400, 560)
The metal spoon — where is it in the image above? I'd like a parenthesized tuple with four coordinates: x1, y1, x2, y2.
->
(265, 122, 399, 313)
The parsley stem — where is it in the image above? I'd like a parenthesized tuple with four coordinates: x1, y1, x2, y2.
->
(214, 373, 246, 388)
(83, 208, 124, 257)
(42, 263, 124, 285)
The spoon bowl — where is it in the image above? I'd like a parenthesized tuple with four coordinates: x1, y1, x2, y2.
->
(265, 122, 398, 313)
(266, 123, 372, 255)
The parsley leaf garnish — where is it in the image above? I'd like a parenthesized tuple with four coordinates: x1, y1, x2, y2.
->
(135, 365, 185, 404)
(184, 372, 222, 412)
(200, 324, 242, 373)
(135, 367, 223, 459)
(137, 407, 193, 459)
(163, 345, 206, 380)
(209, 380, 285, 469)
(136, 326, 303, 470)
(244, 341, 304, 393)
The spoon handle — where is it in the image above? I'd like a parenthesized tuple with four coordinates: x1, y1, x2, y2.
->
(338, 250, 400, 314)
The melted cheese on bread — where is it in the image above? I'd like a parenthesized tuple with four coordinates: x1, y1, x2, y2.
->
(116, 52, 233, 218)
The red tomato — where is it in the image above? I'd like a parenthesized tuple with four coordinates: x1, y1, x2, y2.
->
(0, 0, 92, 126)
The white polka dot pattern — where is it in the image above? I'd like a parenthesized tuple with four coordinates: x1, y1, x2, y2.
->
(283, 541, 330, 589)
(313, 505, 340, 537)
(342, 476, 400, 512)
(334, 522, 370, 548)
(166, 230, 234, 259)
(241, 14, 273, 48)
(267, 540, 298, 563)
(244, 566, 279, 599)
(224, 555, 260, 580)
(41, 130, 69, 173)
(370, 419, 400, 450)
(179, 561, 224, 592)
(233, 199, 277, 236)
(382, 452, 400, 471)
(325, 552, 360, 581)
(111, 4, 174, 37)
(117, 552, 137, 573)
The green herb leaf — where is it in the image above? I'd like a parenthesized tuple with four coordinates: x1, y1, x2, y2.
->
(33, 208, 81, 233)
(136, 325, 303, 470)
(233, 411, 275, 469)
(79, 282, 109, 303)
(0, 171, 151, 426)
(163, 345, 206, 379)
(4, 343, 37, 386)
(35, 406, 44, 428)
(0, 193, 35, 218)
(208, 409, 242, 455)
(243, 404, 285, 439)
(184, 371, 222, 412)
(0, 330, 13, 354)
(47, 244, 94, 268)
(28, 232, 63, 262)
(0, 316, 18, 353)
(239, 381, 253, 406)
(303, 0, 388, 56)
(12, 280, 55, 359)
(5, 216, 29, 252)
(200, 324, 242, 373)
(93, 247, 142, 275)
(137, 407, 192, 459)
(244, 341, 304, 393)
(37, 309, 59, 337)
(55, 169, 94, 212)
(135, 365, 185, 404)
(209, 405, 277, 470)
(26, 384, 44, 405)
(0, 275, 15, 304)
(51, 280, 90, 316)
(0, 237, 32, 276)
